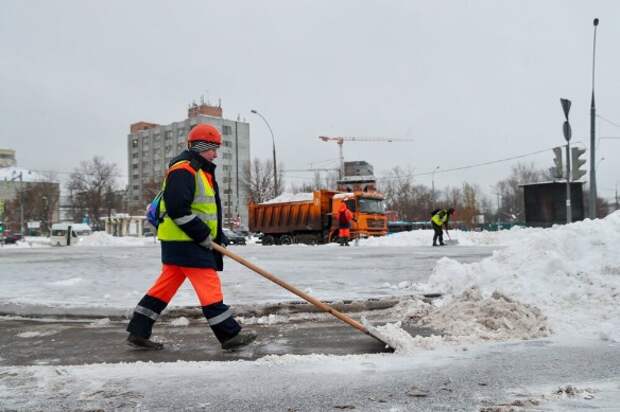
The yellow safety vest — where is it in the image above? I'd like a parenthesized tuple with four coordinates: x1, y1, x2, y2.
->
(157, 160, 218, 241)
(431, 210, 447, 226)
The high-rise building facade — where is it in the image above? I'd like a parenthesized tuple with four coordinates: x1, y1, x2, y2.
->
(127, 102, 251, 227)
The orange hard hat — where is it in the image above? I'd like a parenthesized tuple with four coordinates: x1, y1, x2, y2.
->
(187, 124, 222, 146)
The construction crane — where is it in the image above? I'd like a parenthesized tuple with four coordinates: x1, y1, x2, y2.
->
(318, 136, 414, 178)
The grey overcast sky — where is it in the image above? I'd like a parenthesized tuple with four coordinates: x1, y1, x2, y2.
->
(1, 0, 619, 199)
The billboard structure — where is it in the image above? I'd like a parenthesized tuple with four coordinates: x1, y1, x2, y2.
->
(521, 182, 584, 227)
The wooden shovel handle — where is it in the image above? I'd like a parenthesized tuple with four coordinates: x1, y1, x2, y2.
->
(212, 243, 369, 335)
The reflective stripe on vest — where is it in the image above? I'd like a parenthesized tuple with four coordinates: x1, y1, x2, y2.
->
(157, 160, 218, 241)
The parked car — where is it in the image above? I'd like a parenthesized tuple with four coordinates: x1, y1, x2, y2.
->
(2, 232, 24, 244)
(223, 228, 246, 245)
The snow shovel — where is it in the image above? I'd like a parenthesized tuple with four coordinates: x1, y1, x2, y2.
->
(211, 243, 394, 350)
(444, 231, 459, 246)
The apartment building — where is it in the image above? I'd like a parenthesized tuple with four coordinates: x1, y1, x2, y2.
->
(126, 102, 251, 227)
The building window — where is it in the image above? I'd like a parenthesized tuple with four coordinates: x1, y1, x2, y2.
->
(132, 139, 139, 147)
(223, 140, 232, 147)
(222, 153, 232, 160)
(223, 125, 232, 135)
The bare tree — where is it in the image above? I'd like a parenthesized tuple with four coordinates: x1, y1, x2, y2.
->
(459, 182, 482, 228)
(67, 156, 118, 227)
(4, 180, 60, 233)
(494, 162, 549, 221)
(381, 167, 434, 221)
(242, 158, 284, 203)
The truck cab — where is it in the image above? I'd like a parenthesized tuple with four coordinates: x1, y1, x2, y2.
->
(331, 192, 387, 240)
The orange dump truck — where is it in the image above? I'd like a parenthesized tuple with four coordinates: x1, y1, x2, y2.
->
(248, 190, 387, 245)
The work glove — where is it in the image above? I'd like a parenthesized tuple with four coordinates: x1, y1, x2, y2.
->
(199, 235, 212, 249)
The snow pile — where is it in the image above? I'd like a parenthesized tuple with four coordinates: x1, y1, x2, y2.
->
(0, 237, 48, 248)
(76, 232, 156, 247)
(420, 287, 550, 341)
(424, 212, 620, 342)
(261, 192, 314, 204)
(364, 319, 446, 354)
(360, 226, 528, 247)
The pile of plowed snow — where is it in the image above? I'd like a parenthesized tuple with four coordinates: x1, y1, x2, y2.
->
(76, 231, 156, 247)
(407, 212, 620, 343)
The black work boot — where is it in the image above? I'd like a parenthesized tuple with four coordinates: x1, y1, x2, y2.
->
(127, 334, 164, 350)
(221, 330, 257, 350)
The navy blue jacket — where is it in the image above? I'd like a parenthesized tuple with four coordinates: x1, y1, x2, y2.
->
(161, 150, 226, 269)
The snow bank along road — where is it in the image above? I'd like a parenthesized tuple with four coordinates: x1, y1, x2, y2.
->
(1, 214, 619, 410)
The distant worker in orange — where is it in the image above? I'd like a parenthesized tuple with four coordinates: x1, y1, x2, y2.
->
(337, 202, 354, 246)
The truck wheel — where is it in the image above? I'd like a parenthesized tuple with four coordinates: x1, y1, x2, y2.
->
(280, 234, 294, 245)
(261, 235, 275, 246)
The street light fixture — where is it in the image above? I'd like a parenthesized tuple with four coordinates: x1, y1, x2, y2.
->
(589, 18, 599, 218)
(250, 109, 279, 197)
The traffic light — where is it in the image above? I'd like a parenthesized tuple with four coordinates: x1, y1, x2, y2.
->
(0, 221, 3, 234)
(552, 146, 564, 179)
(571, 147, 587, 181)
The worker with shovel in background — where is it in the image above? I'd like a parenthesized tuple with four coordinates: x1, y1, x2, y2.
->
(338, 202, 354, 246)
(430, 207, 455, 246)
(126, 124, 257, 351)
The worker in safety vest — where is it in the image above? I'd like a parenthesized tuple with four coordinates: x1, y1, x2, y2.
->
(338, 202, 354, 246)
(430, 208, 455, 246)
(127, 124, 256, 350)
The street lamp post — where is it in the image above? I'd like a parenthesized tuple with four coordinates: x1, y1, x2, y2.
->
(250, 109, 279, 197)
(495, 192, 501, 231)
(589, 18, 599, 218)
(431, 166, 440, 204)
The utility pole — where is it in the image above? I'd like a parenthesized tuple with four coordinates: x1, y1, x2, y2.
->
(589, 18, 599, 218)
(431, 166, 440, 204)
(19, 172, 24, 234)
(496, 192, 501, 231)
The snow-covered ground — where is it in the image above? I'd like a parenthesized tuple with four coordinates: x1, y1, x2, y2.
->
(1, 212, 619, 410)
(2, 214, 618, 345)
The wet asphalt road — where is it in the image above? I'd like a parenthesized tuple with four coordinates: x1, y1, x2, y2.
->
(1, 315, 619, 411)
